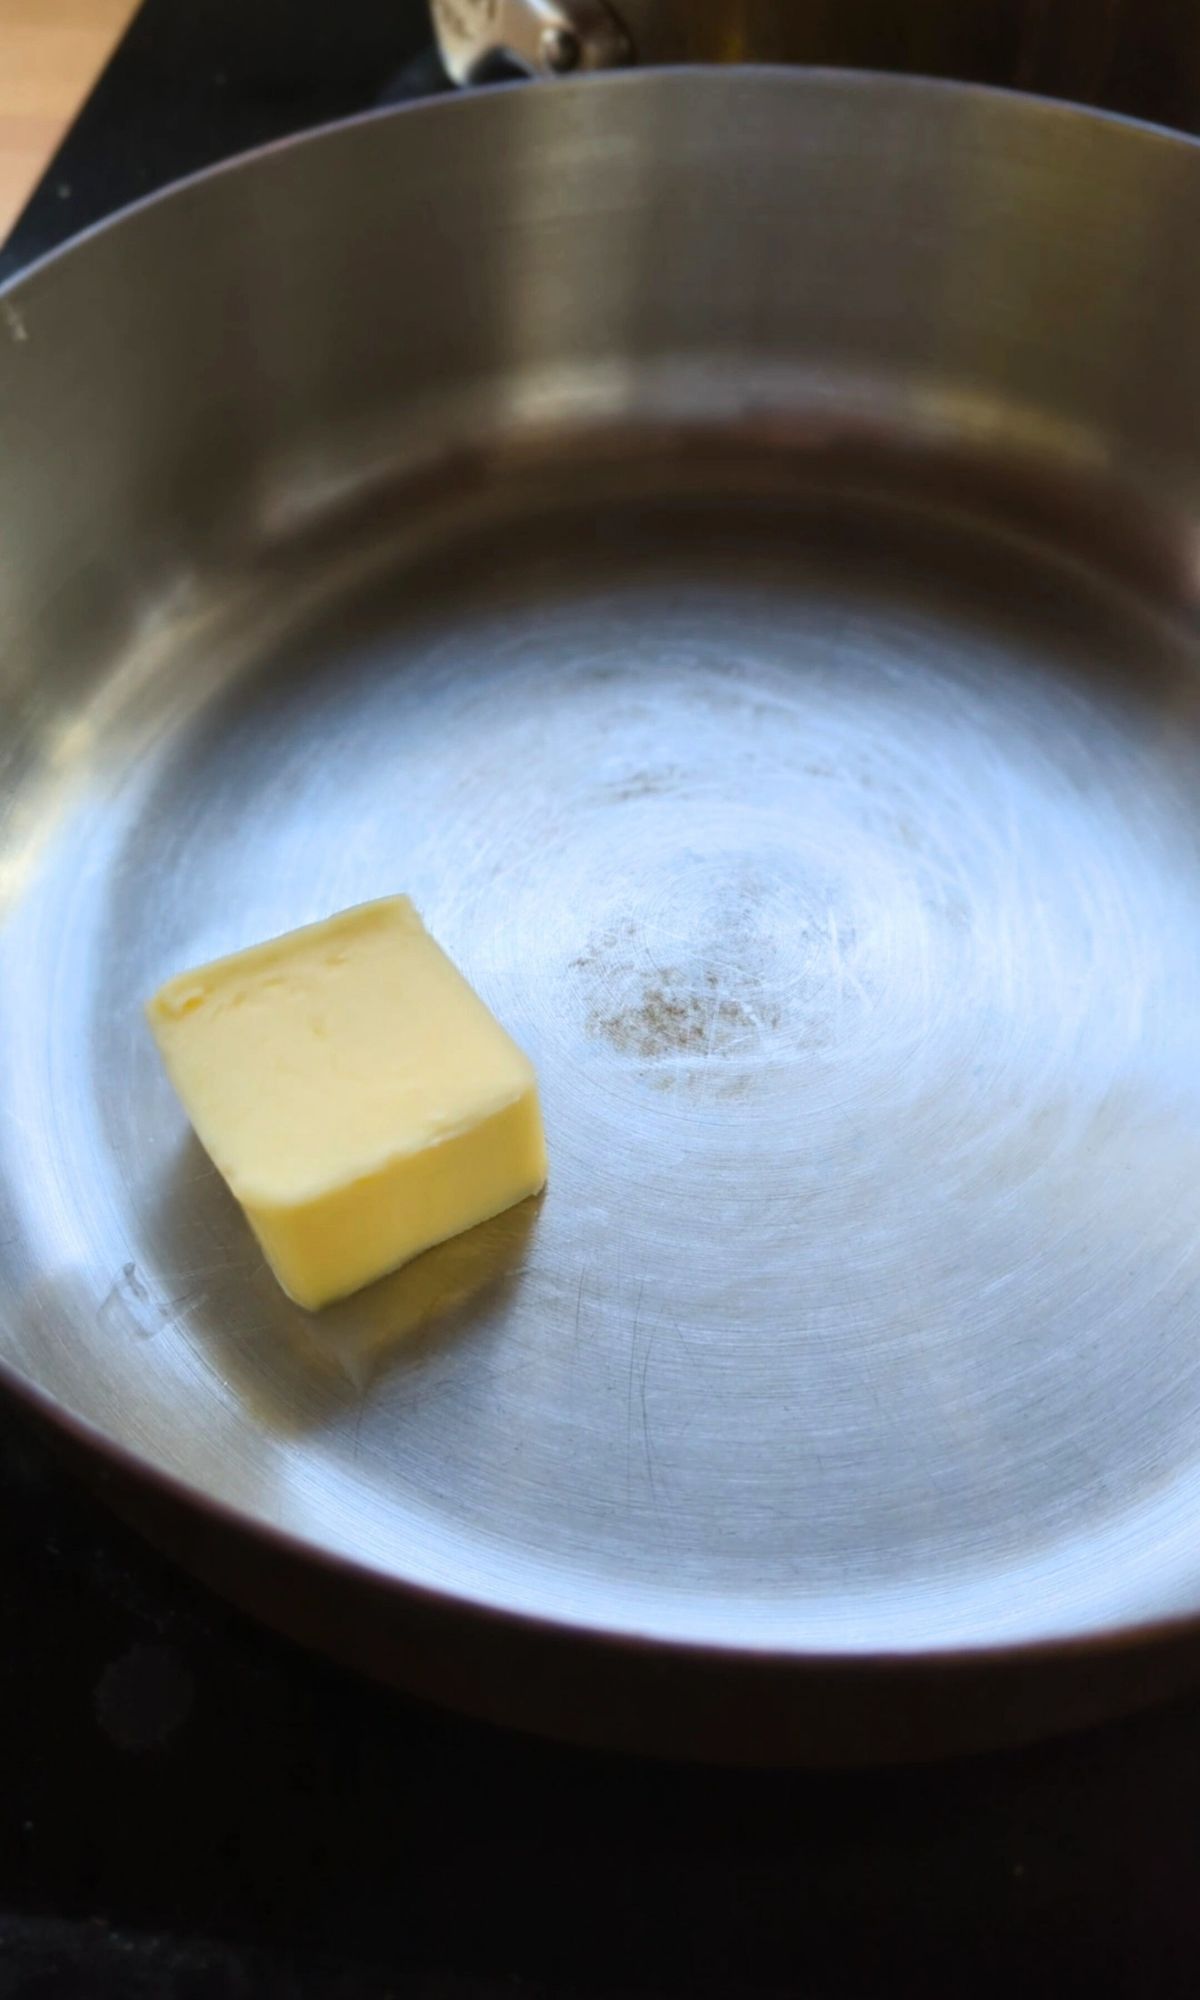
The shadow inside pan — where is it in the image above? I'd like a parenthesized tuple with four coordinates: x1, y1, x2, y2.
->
(149, 1134, 544, 1433)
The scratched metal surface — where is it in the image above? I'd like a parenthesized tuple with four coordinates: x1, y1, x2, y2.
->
(4, 71, 1200, 1744)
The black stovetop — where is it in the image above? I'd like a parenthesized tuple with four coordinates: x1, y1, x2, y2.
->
(0, 0, 447, 285)
(4, 6, 1200, 1994)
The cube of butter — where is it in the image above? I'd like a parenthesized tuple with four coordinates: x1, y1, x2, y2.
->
(146, 897, 547, 1310)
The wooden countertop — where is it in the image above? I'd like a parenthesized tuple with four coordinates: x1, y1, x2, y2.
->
(0, 0, 140, 241)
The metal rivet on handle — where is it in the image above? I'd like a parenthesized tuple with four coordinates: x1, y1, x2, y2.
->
(540, 24, 582, 73)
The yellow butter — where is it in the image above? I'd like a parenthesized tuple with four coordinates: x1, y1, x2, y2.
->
(146, 897, 547, 1310)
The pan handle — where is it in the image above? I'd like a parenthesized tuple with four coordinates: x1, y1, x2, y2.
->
(430, 0, 631, 85)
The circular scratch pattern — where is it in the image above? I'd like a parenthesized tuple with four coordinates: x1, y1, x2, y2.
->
(9, 486, 1200, 1650)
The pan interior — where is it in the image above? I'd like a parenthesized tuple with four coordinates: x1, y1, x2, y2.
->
(5, 440, 1200, 1655)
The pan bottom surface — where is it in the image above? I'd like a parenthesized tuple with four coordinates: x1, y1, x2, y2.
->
(6, 448, 1200, 1661)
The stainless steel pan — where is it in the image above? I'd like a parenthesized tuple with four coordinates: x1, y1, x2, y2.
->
(5, 69, 1200, 1762)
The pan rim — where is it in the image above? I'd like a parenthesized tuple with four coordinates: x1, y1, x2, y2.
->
(4, 61, 1200, 314)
